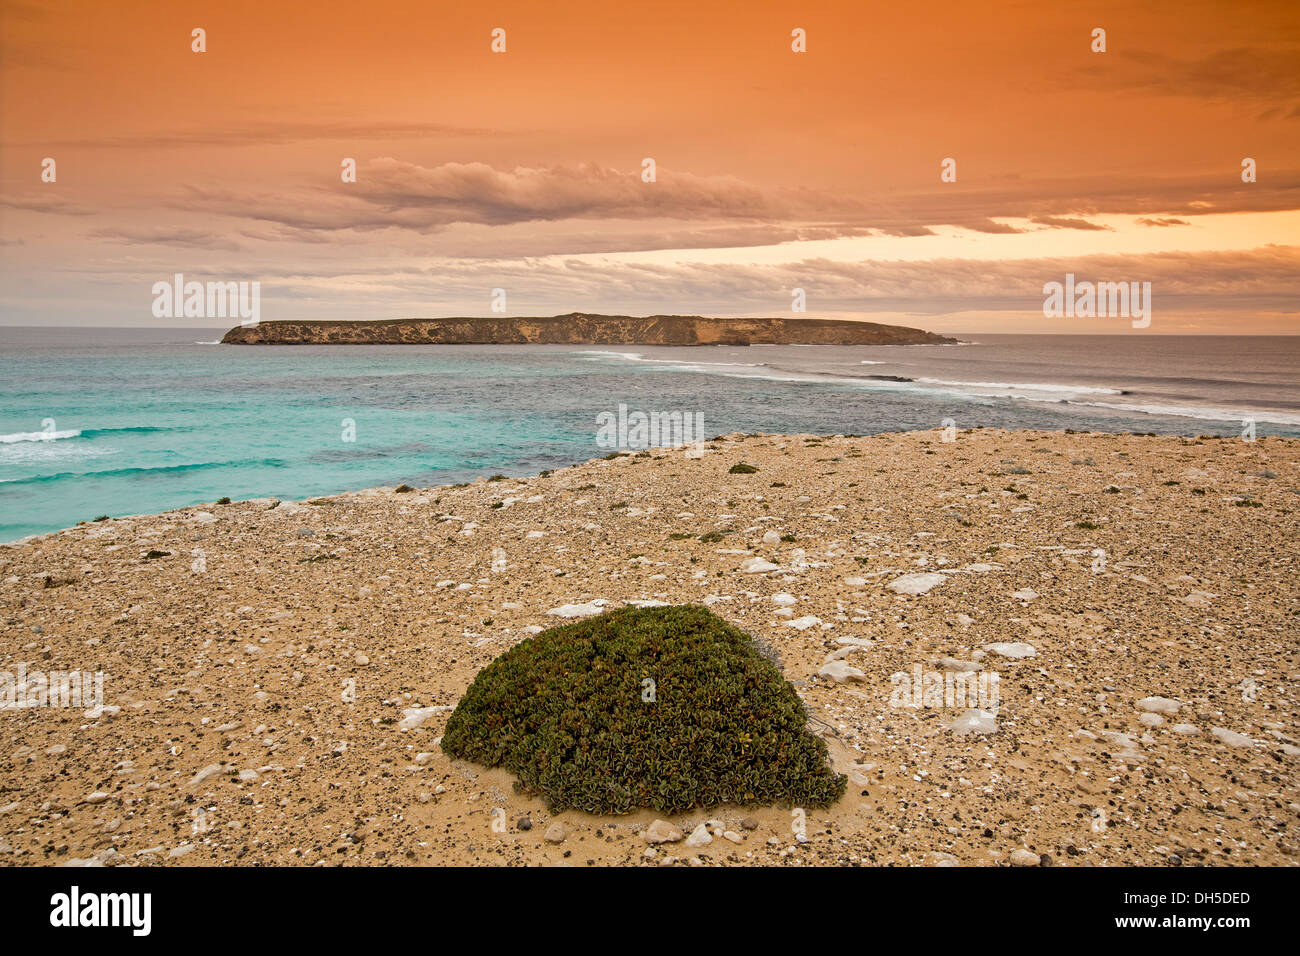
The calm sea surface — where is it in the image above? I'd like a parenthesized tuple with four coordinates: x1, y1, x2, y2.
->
(1, 327, 1296, 542)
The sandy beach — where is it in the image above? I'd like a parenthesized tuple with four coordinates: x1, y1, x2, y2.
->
(1, 428, 1296, 867)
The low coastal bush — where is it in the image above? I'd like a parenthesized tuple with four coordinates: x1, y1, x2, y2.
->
(441, 604, 846, 815)
(728, 462, 759, 474)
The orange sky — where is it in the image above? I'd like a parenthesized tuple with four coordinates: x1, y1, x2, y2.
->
(1, 0, 1297, 331)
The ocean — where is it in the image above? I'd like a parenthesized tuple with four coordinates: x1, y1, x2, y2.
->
(1, 327, 1297, 543)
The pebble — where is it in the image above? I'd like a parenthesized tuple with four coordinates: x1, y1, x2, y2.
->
(546, 600, 610, 618)
(985, 642, 1036, 659)
(685, 823, 712, 847)
(818, 660, 865, 683)
(187, 764, 223, 788)
(643, 819, 684, 843)
(947, 708, 999, 735)
(544, 822, 567, 843)
(786, 615, 823, 630)
(1211, 727, 1255, 748)
(1136, 696, 1180, 715)
(887, 572, 948, 595)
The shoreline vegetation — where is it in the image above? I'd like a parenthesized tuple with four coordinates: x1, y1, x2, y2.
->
(220, 313, 958, 346)
(1, 428, 1296, 866)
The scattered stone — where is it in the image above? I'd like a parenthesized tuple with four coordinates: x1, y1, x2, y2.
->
(887, 572, 948, 595)
(187, 764, 223, 788)
(818, 660, 865, 683)
(947, 709, 998, 735)
(1211, 727, 1255, 748)
(547, 600, 610, 618)
(543, 822, 568, 843)
(985, 642, 1036, 659)
(644, 819, 684, 844)
(685, 823, 712, 847)
(1136, 696, 1180, 715)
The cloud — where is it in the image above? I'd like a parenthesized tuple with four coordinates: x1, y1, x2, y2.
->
(1030, 216, 1111, 231)
(1084, 47, 1300, 105)
(159, 159, 1300, 255)
(71, 244, 1299, 318)
(86, 226, 245, 251)
(1137, 217, 1191, 227)
(12, 121, 502, 150)
(0, 193, 97, 216)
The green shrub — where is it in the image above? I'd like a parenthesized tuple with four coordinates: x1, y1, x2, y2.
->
(441, 605, 845, 815)
(729, 462, 759, 474)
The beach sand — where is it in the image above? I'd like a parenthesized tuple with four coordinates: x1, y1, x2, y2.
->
(1, 428, 1296, 866)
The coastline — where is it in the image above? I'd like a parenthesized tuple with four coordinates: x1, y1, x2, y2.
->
(1, 428, 1296, 866)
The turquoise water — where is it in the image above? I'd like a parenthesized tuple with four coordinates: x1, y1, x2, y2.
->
(1, 327, 1297, 542)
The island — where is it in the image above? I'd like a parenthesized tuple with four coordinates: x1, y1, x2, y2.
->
(220, 313, 957, 346)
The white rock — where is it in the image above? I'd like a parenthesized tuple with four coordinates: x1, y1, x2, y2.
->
(1136, 696, 1179, 715)
(1010, 848, 1041, 866)
(398, 705, 451, 730)
(643, 819, 684, 844)
(762, 531, 781, 545)
(1138, 713, 1164, 728)
(772, 593, 797, 606)
(740, 557, 780, 573)
(1211, 727, 1255, 748)
(1011, 588, 1039, 601)
(544, 822, 567, 843)
(546, 600, 610, 618)
(786, 615, 822, 631)
(985, 642, 1036, 659)
(887, 572, 948, 595)
(187, 764, 223, 787)
(947, 709, 999, 735)
(844, 577, 867, 587)
(685, 823, 713, 847)
(1171, 723, 1200, 735)
(818, 660, 866, 683)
